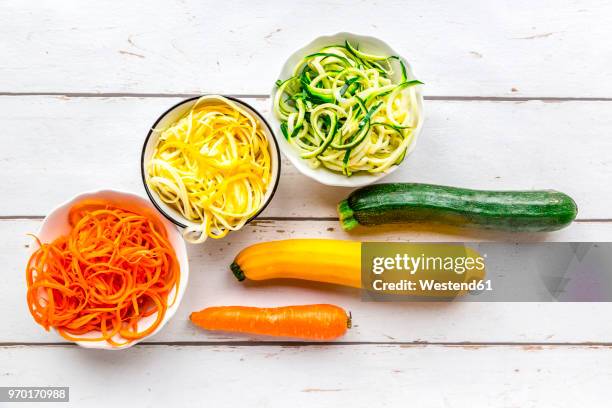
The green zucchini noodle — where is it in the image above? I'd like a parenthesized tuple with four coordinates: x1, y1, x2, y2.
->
(273, 41, 422, 176)
(146, 96, 272, 244)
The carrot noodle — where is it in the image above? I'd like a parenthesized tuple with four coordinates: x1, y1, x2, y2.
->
(26, 201, 180, 347)
(146, 95, 272, 244)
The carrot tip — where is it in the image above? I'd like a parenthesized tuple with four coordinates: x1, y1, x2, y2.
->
(230, 262, 245, 281)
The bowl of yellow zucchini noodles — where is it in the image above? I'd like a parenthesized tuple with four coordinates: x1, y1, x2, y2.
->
(141, 95, 281, 244)
(271, 33, 424, 187)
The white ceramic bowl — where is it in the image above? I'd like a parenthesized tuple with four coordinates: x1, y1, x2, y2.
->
(270, 32, 425, 187)
(141, 95, 281, 232)
(31, 190, 189, 350)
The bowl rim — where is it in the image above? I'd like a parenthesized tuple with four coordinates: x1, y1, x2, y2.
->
(30, 188, 189, 350)
(140, 94, 282, 229)
(269, 32, 425, 188)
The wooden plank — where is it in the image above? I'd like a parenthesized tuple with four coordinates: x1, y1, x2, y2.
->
(1, 344, 611, 406)
(1, 1, 611, 97)
(2, 96, 611, 218)
(5, 218, 612, 344)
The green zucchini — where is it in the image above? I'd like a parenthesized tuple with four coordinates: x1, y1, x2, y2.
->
(337, 183, 578, 232)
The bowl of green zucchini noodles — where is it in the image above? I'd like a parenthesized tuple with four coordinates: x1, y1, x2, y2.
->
(271, 32, 424, 187)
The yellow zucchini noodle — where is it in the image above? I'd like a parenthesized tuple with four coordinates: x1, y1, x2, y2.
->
(146, 96, 272, 243)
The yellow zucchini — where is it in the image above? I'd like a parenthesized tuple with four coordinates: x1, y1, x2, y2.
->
(231, 239, 361, 288)
(230, 239, 486, 298)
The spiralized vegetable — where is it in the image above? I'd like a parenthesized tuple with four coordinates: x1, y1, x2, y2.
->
(273, 41, 422, 176)
(26, 201, 180, 347)
(146, 95, 272, 243)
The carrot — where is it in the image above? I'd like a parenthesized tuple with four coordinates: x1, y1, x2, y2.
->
(189, 304, 351, 340)
(26, 202, 180, 346)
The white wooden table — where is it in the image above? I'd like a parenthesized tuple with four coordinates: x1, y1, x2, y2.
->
(2, 1, 612, 406)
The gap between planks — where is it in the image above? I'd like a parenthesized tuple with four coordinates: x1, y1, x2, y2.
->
(2, 341, 612, 348)
(1, 216, 611, 222)
(1, 92, 612, 102)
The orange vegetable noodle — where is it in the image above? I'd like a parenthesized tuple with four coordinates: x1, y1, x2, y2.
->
(26, 201, 180, 346)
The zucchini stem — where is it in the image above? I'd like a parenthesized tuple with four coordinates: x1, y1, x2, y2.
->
(337, 199, 359, 231)
(230, 262, 246, 281)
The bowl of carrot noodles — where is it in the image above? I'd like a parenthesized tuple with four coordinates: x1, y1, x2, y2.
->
(25, 190, 189, 350)
(141, 95, 281, 244)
